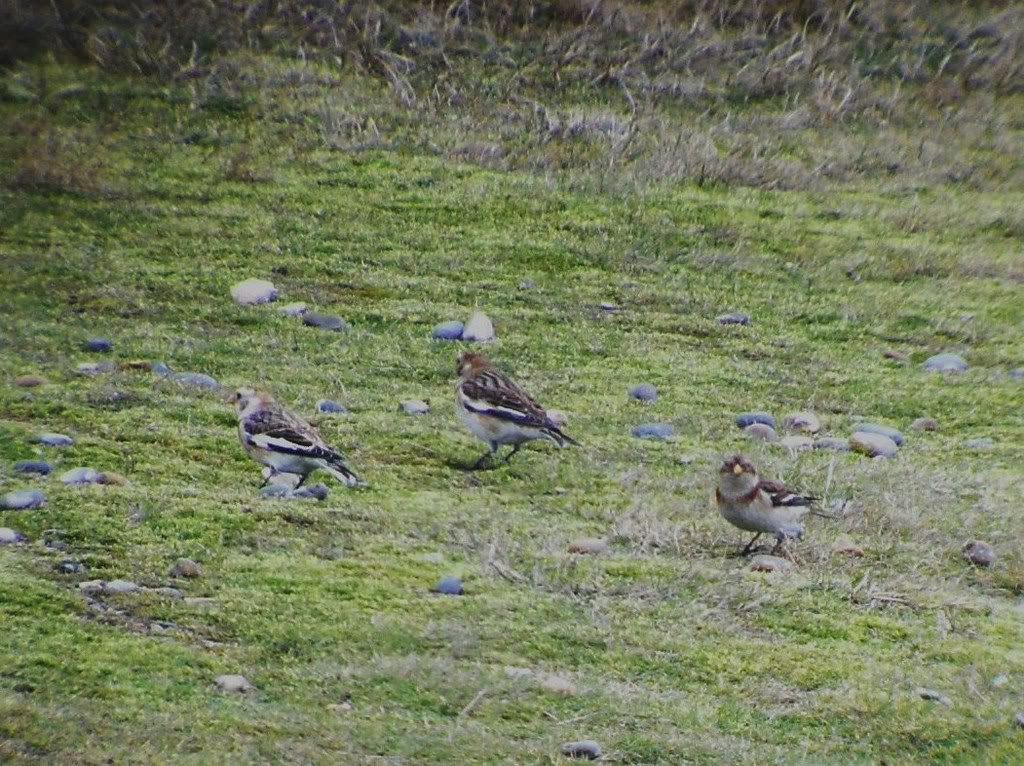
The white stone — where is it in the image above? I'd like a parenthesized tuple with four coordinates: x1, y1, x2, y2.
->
(462, 311, 495, 342)
(231, 278, 278, 306)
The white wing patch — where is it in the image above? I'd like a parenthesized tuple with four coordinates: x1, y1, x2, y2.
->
(249, 432, 318, 456)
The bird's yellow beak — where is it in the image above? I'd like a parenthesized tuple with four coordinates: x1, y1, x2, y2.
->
(733, 463, 743, 475)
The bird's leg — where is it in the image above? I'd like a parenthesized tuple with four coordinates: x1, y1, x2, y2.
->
(741, 533, 763, 556)
(294, 473, 308, 489)
(259, 470, 275, 489)
(503, 444, 521, 463)
(472, 444, 497, 470)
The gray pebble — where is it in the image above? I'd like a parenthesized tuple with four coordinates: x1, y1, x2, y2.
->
(911, 417, 939, 432)
(79, 580, 106, 594)
(855, 423, 904, 446)
(77, 361, 116, 376)
(779, 435, 814, 451)
(169, 372, 220, 391)
(1010, 368, 1024, 381)
(316, 399, 348, 415)
(57, 560, 85, 574)
(736, 412, 776, 429)
(560, 740, 602, 760)
(923, 353, 968, 373)
(629, 383, 657, 403)
(0, 528, 25, 544)
(850, 432, 899, 459)
(151, 361, 171, 377)
(964, 437, 994, 452)
(962, 540, 996, 567)
(717, 312, 751, 326)
(61, 467, 101, 485)
(83, 338, 113, 353)
(916, 688, 952, 706)
(744, 423, 779, 443)
(14, 460, 52, 476)
(814, 437, 850, 452)
(462, 311, 495, 342)
(278, 302, 308, 317)
(632, 423, 673, 441)
(783, 411, 821, 434)
(33, 433, 73, 447)
(400, 400, 430, 416)
(1, 489, 46, 510)
(434, 576, 464, 595)
(170, 558, 203, 578)
(105, 579, 141, 594)
(293, 484, 329, 501)
(230, 278, 277, 305)
(215, 674, 255, 693)
(303, 312, 350, 332)
(259, 484, 293, 499)
(431, 321, 465, 341)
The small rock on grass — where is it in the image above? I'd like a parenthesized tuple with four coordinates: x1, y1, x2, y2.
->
(0, 528, 25, 545)
(1010, 368, 1024, 381)
(278, 301, 308, 317)
(632, 423, 673, 441)
(461, 311, 495, 342)
(560, 740, 602, 760)
(169, 371, 220, 391)
(215, 674, 255, 693)
(779, 435, 813, 451)
(750, 555, 793, 574)
(434, 577, 464, 596)
(568, 538, 609, 555)
(916, 688, 952, 706)
(1, 490, 46, 510)
(77, 361, 116, 376)
(303, 312, 350, 332)
(259, 484, 328, 501)
(57, 560, 84, 574)
(61, 467, 101, 485)
(14, 460, 52, 476)
(105, 580, 141, 594)
(962, 541, 996, 568)
(923, 353, 968, 373)
(97, 471, 128, 486)
(911, 417, 939, 432)
(855, 423, 904, 446)
(629, 383, 657, 402)
(33, 433, 73, 447)
(231, 278, 277, 306)
(717, 312, 751, 326)
(83, 338, 113, 353)
(814, 437, 849, 452)
(170, 559, 203, 578)
(850, 432, 898, 459)
(400, 400, 430, 416)
(14, 374, 47, 387)
(736, 412, 775, 429)
(744, 423, 779, 443)
(432, 320, 464, 341)
(316, 399, 348, 415)
(783, 411, 821, 433)
(831, 537, 865, 557)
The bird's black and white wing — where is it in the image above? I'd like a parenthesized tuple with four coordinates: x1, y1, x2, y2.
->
(242, 407, 338, 462)
(459, 369, 578, 445)
(757, 479, 815, 509)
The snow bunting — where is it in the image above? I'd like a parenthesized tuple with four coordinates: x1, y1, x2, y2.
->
(229, 388, 363, 488)
(455, 352, 578, 468)
(715, 454, 816, 554)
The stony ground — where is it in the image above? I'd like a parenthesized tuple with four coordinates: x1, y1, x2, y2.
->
(1, 48, 1024, 764)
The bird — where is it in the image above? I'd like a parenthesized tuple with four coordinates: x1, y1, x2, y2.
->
(715, 454, 820, 555)
(228, 387, 363, 488)
(454, 351, 578, 469)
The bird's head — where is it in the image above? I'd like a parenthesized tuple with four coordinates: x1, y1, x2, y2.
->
(456, 351, 491, 379)
(719, 454, 759, 494)
(227, 386, 265, 416)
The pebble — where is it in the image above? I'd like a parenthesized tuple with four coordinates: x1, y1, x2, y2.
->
(831, 537, 865, 557)
(56, 560, 85, 574)
(400, 399, 430, 415)
(149, 587, 184, 600)
(303, 312, 350, 332)
(151, 362, 171, 377)
(540, 674, 577, 696)
(923, 352, 968, 373)
(850, 432, 899, 459)
(215, 674, 255, 693)
(278, 302, 308, 317)
(169, 372, 220, 391)
(783, 411, 821, 434)
(61, 467, 101, 485)
(431, 320, 465, 341)
(911, 417, 939, 432)
(462, 311, 495, 342)
(962, 541, 996, 567)
(1010, 368, 1024, 381)
(750, 555, 793, 573)
(76, 361, 116, 376)
(79, 580, 106, 594)
(14, 460, 52, 476)
(105, 579, 141, 594)
(567, 538, 609, 555)
(293, 484, 329, 501)
(814, 437, 850, 452)
(83, 338, 113, 352)
(779, 435, 814, 451)
(736, 412, 776, 429)
(560, 740, 602, 760)
(1, 490, 46, 510)
(259, 484, 328, 501)
(14, 374, 47, 387)
(97, 471, 128, 486)
(964, 438, 994, 452)
(629, 383, 657, 403)
(855, 423, 904, 446)
(170, 558, 203, 578)
(259, 484, 292, 499)
(434, 576, 464, 596)
(0, 528, 25, 544)
(744, 423, 779, 443)
(717, 312, 751, 326)
(33, 433, 73, 447)
(316, 399, 348, 415)
(916, 688, 952, 706)
(632, 423, 674, 441)
(230, 278, 278, 305)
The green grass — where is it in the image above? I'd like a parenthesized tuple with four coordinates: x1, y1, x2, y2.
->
(1, 55, 1024, 764)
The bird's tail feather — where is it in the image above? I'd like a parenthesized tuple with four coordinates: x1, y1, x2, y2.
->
(325, 456, 364, 488)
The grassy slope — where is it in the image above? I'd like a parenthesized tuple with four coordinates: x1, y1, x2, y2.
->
(1, 59, 1024, 764)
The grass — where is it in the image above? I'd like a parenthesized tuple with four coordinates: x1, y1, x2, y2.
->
(1, 23, 1024, 766)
